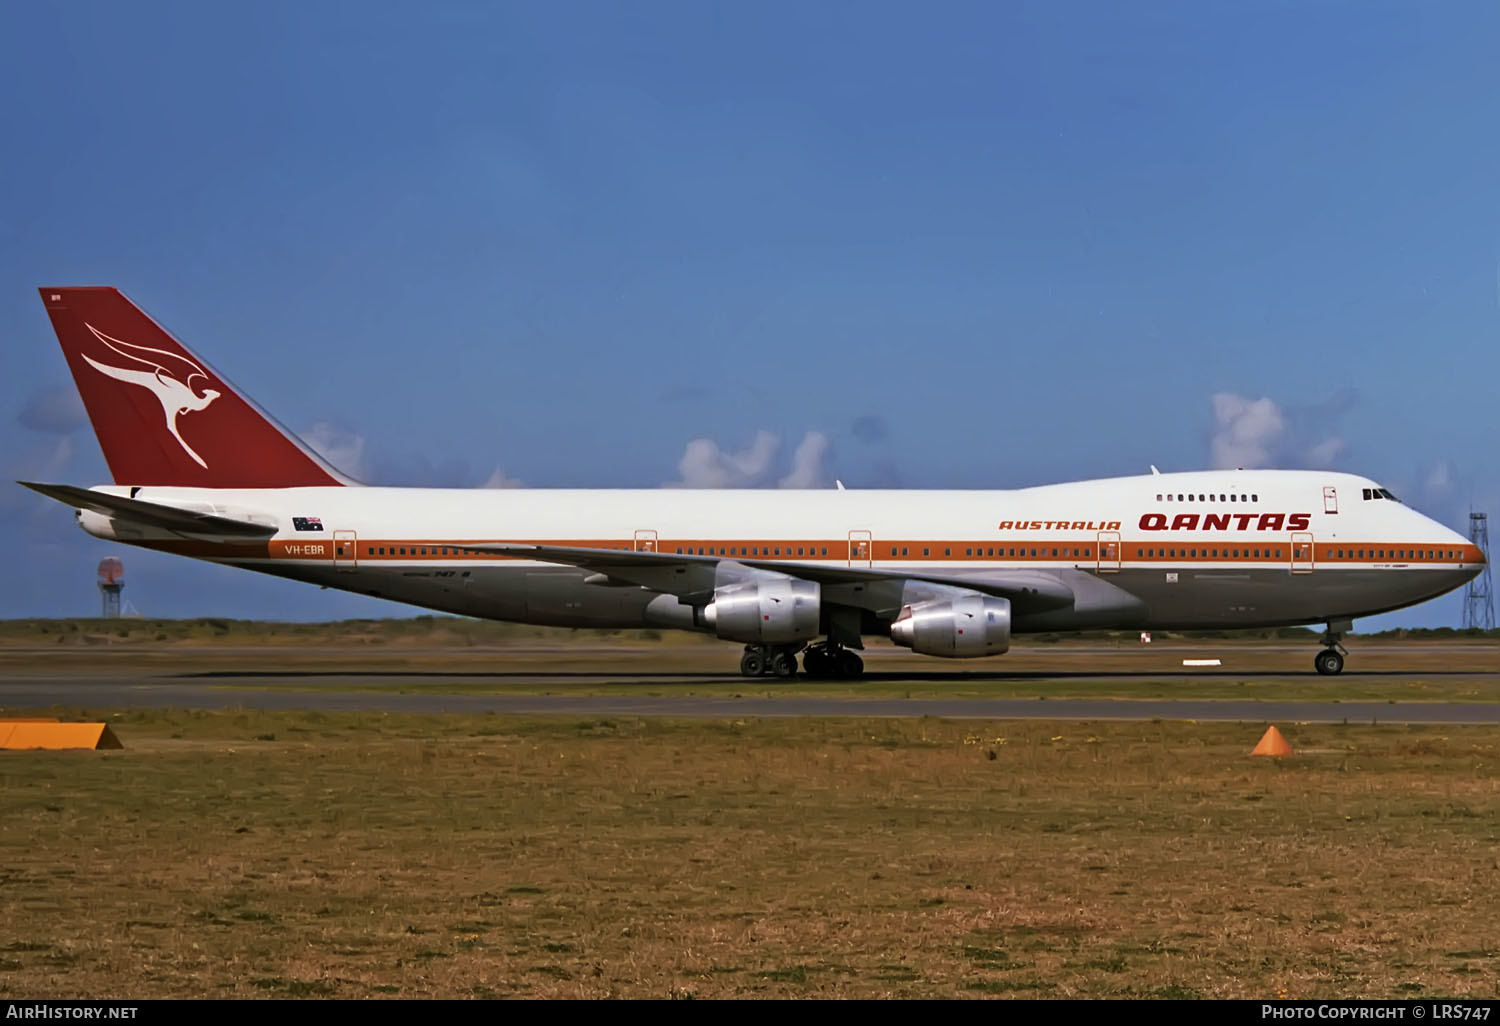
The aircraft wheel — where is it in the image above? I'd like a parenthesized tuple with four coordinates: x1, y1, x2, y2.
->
(802, 649, 828, 679)
(837, 650, 864, 680)
(740, 650, 766, 677)
(1314, 649, 1344, 676)
(771, 652, 798, 679)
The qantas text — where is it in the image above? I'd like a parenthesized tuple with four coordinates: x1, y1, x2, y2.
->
(1139, 512, 1312, 532)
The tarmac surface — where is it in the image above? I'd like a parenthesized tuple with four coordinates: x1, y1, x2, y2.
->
(5, 671, 1500, 723)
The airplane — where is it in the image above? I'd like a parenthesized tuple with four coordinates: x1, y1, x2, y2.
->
(23, 287, 1486, 679)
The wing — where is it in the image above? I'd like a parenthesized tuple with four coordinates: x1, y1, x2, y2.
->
(459, 542, 1075, 616)
(19, 481, 278, 539)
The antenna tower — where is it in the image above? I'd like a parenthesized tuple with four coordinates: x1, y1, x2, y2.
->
(1462, 513, 1493, 630)
(97, 557, 124, 619)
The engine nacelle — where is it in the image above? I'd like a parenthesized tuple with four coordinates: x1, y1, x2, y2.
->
(703, 578, 820, 644)
(889, 594, 1011, 658)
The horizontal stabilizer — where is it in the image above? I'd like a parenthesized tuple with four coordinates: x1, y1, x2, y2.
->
(18, 481, 278, 538)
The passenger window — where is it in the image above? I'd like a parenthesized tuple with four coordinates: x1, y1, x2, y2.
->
(922, 548, 930, 556)
(797, 547, 804, 555)
(965, 548, 973, 556)
(821, 547, 828, 555)
(890, 547, 898, 557)
(944, 548, 951, 556)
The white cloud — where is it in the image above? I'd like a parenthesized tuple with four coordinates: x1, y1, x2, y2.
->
(1303, 437, 1346, 468)
(675, 430, 781, 487)
(778, 431, 831, 488)
(1209, 393, 1284, 469)
(1209, 392, 1347, 471)
(303, 421, 370, 481)
(671, 429, 834, 488)
(482, 467, 525, 488)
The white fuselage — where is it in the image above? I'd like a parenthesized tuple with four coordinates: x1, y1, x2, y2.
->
(78, 469, 1481, 634)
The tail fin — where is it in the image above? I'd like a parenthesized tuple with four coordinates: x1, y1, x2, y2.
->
(38, 287, 350, 488)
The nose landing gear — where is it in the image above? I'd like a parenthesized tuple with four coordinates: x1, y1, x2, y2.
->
(1314, 620, 1351, 675)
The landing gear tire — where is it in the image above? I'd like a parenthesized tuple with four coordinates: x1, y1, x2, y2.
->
(740, 650, 765, 678)
(798, 644, 862, 680)
(802, 649, 828, 678)
(1314, 649, 1344, 676)
(771, 651, 798, 679)
(836, 650, 864, 680)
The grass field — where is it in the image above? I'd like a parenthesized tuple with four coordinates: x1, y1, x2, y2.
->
(3, 710, 1498, 998)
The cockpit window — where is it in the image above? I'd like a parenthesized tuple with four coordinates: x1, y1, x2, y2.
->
(1378, 488, 1400, 502)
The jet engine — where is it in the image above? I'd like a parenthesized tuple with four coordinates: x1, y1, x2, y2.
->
(703, 578, 820, 644)
(889, 594, 1011, 658)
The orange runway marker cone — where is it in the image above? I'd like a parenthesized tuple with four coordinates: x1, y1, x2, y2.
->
(0, 721, 123, 751)
(1250, 725, 1293, 757)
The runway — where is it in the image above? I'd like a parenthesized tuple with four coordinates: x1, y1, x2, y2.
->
(6, 673, 1500, 724)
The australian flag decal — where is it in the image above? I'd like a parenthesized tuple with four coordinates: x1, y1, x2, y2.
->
(292, 516, 324, 532)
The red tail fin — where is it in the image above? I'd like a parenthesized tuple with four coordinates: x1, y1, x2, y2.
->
(39, 288, 348, 488)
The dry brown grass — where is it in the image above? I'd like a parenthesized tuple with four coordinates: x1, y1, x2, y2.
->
(2, 711, 1498, 998)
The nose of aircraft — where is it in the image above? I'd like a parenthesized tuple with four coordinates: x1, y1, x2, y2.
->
(1436, 519, 1484, 580)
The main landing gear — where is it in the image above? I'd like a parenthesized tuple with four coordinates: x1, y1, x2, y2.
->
(801, 642, 864, 681)
(739, 642, 865, 680)
(1314, 620, 1350, 676)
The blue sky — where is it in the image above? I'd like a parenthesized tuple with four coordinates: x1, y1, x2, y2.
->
(2, 1, 1496, 628)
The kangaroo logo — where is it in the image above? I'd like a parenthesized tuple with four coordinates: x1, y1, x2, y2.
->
(80, 323, 221, 468)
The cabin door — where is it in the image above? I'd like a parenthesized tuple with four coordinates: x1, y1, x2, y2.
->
(848, 530, 873, 567)
(1096, 531, 1121, 573)
(1291, 533, 1315, 574)
(333, 530, 358, 571)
